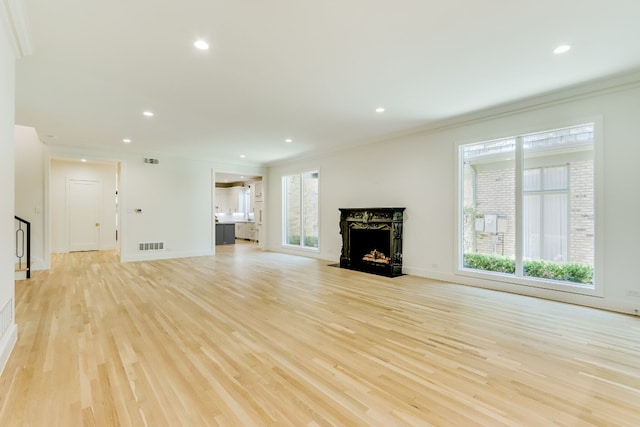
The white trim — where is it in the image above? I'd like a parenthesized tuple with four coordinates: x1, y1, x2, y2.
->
(455, 268, 601, 297)
(0, 0, 32, 59)
(515, 135, 524, 276)
(400, 267, 639, 315)
(592, 116, 605, 298)
(0, 323, 17, 376)
(454, 118, 603, 297)
(278, 245, 324, 260)
(281, 169, 320, 250)
(43, 153, 51, 269)
(280, 244, 320, 254)
(121, 249, 214, 263)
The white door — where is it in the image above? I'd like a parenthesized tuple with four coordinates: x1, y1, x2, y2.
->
(68, 179, 101, 251)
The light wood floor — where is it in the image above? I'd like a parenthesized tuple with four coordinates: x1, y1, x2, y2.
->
(1, 242, 640, 426)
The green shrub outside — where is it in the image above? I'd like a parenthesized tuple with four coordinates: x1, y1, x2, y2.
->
(523, 259, 593, 284)
(287, 234, 301, 245)
(464, 253, 515, 274)
(287, 234, 318, 248)
(463, 253, 593, 284)
(304, 236, 318, 248)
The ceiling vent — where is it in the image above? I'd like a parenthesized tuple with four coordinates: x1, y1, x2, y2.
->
(144, 158, 159, 164)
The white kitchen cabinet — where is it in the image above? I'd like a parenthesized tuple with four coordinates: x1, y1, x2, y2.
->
(255, 201, 263, 225)
(229, 186, 243, 213)
(215, 188, 228, 213)
(235, 222, 257, 240)
(254, 181, 263, 201)
(217, 186, 246, 213)
(247, 222, 256, 240)
(243, 186, 251, 213)
(249, 183, 255, 212)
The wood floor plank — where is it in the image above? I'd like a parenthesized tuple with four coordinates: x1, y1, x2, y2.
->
(1, 243, 639, 426)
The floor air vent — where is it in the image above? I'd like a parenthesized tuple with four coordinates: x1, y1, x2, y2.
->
(139, 242, 164, 251)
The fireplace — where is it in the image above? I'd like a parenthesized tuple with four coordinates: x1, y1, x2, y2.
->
(339, 207, 405, 277)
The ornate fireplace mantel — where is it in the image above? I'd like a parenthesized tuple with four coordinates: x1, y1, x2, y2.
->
(339, 207, 405, 277)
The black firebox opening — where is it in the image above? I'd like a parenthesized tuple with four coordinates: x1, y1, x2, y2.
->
(350, 229, 391, 270)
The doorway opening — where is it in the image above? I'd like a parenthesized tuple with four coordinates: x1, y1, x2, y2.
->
(214, 172, 263, 247)
(49, 157, 120, 256)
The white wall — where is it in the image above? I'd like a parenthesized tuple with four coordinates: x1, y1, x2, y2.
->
(12, 132, 267, 266)
(266, 73, 640, 315)
(49, 158, 118, 253)
(119, 155, 214, 261)
(0, 15, 17, 375)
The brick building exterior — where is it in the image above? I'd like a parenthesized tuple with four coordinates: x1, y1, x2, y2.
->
(285, 172, 319, 247)
(463, 159, 594, 267)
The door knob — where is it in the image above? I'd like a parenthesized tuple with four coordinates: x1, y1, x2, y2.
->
(96, 223, 100, 227)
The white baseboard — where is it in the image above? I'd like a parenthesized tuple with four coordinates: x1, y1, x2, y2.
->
(30, 256, 45, 272)
(121, 249, 215, 263)
(0, 323, 18, 376)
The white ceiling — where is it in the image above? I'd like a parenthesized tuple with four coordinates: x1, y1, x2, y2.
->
(14, 0, 640, 166)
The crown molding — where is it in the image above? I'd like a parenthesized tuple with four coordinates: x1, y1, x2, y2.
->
(1, 0, 32, 59)
(267, 68, 640, 168)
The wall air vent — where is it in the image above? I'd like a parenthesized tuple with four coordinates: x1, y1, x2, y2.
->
(138, 242, 164, 251)
(144, 158, 159, 164)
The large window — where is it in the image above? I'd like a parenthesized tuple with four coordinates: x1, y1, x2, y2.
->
(283, 171, 319, 249)
(460, 124, 595, 287)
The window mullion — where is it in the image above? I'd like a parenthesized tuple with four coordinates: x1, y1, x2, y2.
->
(515, 136, 524, 277)
(539, 167, 544, 260)
(299, 175, 304, 247)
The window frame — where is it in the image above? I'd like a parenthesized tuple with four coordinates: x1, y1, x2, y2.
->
(282, 170, 320, 251)
(454, 120, 604, 297)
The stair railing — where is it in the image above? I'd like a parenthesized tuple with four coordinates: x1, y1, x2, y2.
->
(14, 216, 31, 279)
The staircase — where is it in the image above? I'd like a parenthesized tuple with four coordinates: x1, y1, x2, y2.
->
(14, 216, 30, 281)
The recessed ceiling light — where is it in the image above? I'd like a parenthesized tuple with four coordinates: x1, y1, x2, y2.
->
(376, 107, 385, 113)
(285, 138, 293, 143)
(240, 154, 246, 158)
(143, 111, 154, 117)
(194, 40, 209, 50)
(553, 44, 571, 55)
(81, 159, 87, 162)
(123, 138, 132, 143)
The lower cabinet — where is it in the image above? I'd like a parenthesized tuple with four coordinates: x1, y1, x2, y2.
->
(215, 223, 235, 245)
(247, 223, 256, 241)
(235, 222, 257, 241)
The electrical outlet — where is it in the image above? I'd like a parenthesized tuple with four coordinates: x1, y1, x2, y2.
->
(627, 290, 640, 298)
